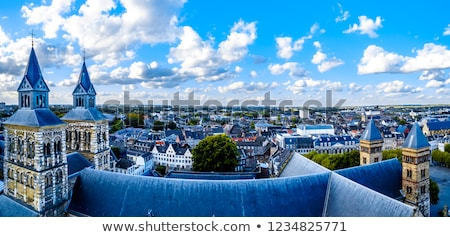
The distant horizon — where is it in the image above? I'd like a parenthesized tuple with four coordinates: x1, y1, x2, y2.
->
(0, 1, 450, 106)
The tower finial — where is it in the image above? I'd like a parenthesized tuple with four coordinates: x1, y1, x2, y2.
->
(83, 48, 86, 63)
(31, 30, 35, 47)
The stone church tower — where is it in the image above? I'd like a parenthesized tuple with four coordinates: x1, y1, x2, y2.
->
(61, 59, 111, 171)
(401, 122, 430, 217)
(2, 46, 69, 216)
(359, 119, 383, 165)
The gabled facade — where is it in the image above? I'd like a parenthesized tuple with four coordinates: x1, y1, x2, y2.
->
(401, 122, 430, 217)
(61, 60, 111, 171)
(152, 143, 193, 170)
(2, 47, 68, 216)
(359, 119, 383, 165)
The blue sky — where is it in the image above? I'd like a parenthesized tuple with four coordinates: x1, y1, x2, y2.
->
(0, 0, 450, 107)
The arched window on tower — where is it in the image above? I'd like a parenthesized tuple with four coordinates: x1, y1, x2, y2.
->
(43, 140, 51, 158)
(45, 173, 52, 188)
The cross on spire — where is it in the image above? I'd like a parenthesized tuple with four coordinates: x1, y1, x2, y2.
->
(31, 30, 35, 47)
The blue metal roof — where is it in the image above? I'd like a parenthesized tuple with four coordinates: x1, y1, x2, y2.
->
(324, 173, 414, 217)
(0, 195, 39, 217)
(402, 122, 430, 149)
(360, 119, 383, 141)
(335, 158, 403, 199)
(77, 61, 96, 94)
(4, 109, 65, 127)
(67, 152, 94, 177)
(19, 48, 48, 92)
(425, 121, 450, 131)
(68, 168, 330, 217)
(62, 108, 106, 121)
(279, 152, 330, 177)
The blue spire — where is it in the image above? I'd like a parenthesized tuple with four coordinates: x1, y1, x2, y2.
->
(74, 61, 96, 95)
(19, 47, 49, 92)
(402, 122, 430, 149)
(360, 119, 383, 141)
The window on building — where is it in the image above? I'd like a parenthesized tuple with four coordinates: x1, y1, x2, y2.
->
(363, 157, 367, 164)
(421, 169, 426, 178)
(420, 185, 426, 194)
(406, 186, 412, 194)
(407, 169, 412, 178)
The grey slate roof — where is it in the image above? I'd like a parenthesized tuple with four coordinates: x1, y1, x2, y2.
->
(0, 195, 39, 217)
(360, 119, 383, 141)
(67, 152, 94, 177)
(3, 109, 65, 127)
(402, 122, 430, 149)
(61, 108, 106, 121)
(68, 168, 330, 217)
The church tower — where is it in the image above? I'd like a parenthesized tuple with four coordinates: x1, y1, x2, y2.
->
(401, 122, 430, 217)
(3, 46, 68, 216)
(359, 119, 383, 165)
(61, 58, 111, 171)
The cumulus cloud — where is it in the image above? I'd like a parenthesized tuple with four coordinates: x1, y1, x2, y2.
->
(358, 43, 450, 74)
(444, 24, 450, 36)
(268, 62, 308, 78)
(250, 70, 258, 78)
(335, 3, 350, 22)
(168, 20, 256, 82)
(287, 77, 343, 94)
(311, 41, 344, 73)
(343, 16, 382, 38)
(275, 23, 323, 59)
(375, 80, 422, 96)
(217, 80, 275, 94)
(22, 0, 186, 67)
(218, 81, 245, 93)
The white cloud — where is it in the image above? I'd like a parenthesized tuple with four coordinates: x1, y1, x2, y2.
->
(275, 23, 323, 59)
(311, 41, 344, 73)
(23, 0, 186, 67)
(419, 70, 447, 81)
(218, 20, 257, 62)
(444, 24, 450, 36)
(21, 0, 73, 38)
(287, 78, 343, 94)
(343, 16, 382, 38)
(168, 20, 256, 82)
(425, 80, 444, 88)
(358, 45, 405, 74)
(335, 3, 350, 22)
(268, 62, 308, 78)
(359, 44, 450, 74)
(218, 81, 245, 93)
(250, 70, 257, 78)
(235, 66, 243, 73)
(376, 80, 422, 95)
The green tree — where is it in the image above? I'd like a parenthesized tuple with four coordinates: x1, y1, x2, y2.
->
(382, 148, 402, 162)
(445, 144, 450, 153)
(125, 112, 144, 128)
(167, 121, 177, 130)
(430, 179, 440, 205)
(153, 120, 165, 131)
(192, 134, 239, 172)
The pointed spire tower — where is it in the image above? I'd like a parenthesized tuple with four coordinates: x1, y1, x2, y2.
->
(401, 122, 430, 217)
(61, 57, 111, 171)
(359, 119, 383, 165)
(3, 45, 69, 216)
